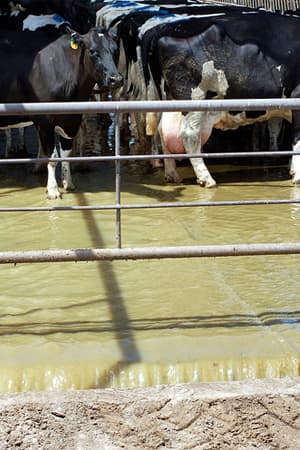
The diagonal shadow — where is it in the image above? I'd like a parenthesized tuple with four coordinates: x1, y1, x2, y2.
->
(74, 191, 141, 374)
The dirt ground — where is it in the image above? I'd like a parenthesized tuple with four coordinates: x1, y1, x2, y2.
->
(0, 377, 299, 449)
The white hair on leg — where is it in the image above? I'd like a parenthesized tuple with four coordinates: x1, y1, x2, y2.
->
(290, 140, 300, 184)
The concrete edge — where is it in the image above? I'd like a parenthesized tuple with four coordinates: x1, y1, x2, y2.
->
(0, 376, 299, 406)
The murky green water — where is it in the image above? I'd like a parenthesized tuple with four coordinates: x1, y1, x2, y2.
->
(0, 160, 299, 391)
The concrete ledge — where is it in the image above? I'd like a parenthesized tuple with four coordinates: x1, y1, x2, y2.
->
(0, 377, 299, 449)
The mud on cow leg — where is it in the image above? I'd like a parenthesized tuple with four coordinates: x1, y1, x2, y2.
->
(60, 147, 75, 191)
(189, 154, 217, 188)
(58, 135, 76, 192)
(164, 156, 182, 183)
(181, 112, 217, 188)
(129, 112, 153, 173)
(150, 131, 164, 170)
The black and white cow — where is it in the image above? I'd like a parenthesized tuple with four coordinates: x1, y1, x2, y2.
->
(95, 2, 298, 185)
(132, 8, 300, 187)
(95, 1, 230, 154)
(0, 26, 122, 198)
(97, 2, 278, 164)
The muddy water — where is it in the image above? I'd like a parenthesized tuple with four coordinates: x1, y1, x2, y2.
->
(0, 159, 299, 392)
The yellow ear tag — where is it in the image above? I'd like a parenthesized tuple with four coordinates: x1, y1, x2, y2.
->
(70, 38, 78, 50)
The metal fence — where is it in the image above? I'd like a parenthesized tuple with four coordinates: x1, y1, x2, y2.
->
(1, 98, 300, 263)
(203, 0, 300, 12)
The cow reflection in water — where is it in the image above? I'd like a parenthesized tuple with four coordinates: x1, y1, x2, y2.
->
(0, 26, 122, 198)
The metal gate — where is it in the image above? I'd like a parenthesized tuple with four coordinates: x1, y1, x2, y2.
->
(1, 97, 300, 264)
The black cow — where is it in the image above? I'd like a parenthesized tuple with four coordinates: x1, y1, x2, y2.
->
(0, 26, 122, 198)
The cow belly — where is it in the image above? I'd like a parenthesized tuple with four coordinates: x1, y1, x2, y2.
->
(160, 112, 184, 154)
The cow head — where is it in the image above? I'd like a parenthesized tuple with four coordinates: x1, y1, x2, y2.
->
(68, 27, 123, 90)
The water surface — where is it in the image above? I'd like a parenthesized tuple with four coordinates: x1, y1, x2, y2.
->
(0, 159, 299, 391)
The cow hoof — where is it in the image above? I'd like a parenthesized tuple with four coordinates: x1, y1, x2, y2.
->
(198, 178, 217, 188)
(62, 181, 75, 191)
(165, 178, 183, 184)
(164, 174, 182, 184)
(47, 190, 62, 200)
(64, 184, 76, 192)
(292, 175, 300, 185)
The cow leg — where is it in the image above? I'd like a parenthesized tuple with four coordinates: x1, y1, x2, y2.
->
(47, 146, 61, 199)
(252, 122, 266, 152)
(34, 118, 61, 199)
(189, 153, 216, 188)
(33, 135, 47, 172)
(147, 112, 163, 169)
(61, 154, 75, 191)
(18, 127, 25, 150)
(5, 128, 27, 158)
(159, 112, 183, 183)
(4, 130, 12, 158)
(163, 157, 182, 183)
(46, 142, 75, 198)
(59, 140, 75, 192)
(290, 110, 300, 184)
(130, 112, 151, 154)
(290, 140, 300, 184)
(76, 119, 87, 157)
(182, 112, 217, 187)
(151, 131, 163, 169)
(268, 117, 282, 150)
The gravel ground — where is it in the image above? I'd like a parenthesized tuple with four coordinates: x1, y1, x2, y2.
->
(0, 377, 299, 449)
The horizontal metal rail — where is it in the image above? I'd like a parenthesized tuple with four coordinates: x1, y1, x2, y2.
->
(1, 98, 300, 262)
(0, 150, 297, 165)
(0, 98, 300, 115)
(1, 243, 300, 264)
(0, 198, 299, 213)
(206, 0, 300, 12)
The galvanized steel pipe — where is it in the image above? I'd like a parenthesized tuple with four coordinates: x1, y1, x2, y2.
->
(0, 198, 299, 213)
(0, 150, 298, 165)
(0, 98, 300, 115)
(1, 98, 300, 261)
(1, 243, 300, 264)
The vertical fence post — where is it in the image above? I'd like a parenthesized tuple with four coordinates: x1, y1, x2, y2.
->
(115, 112, 122, 248)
